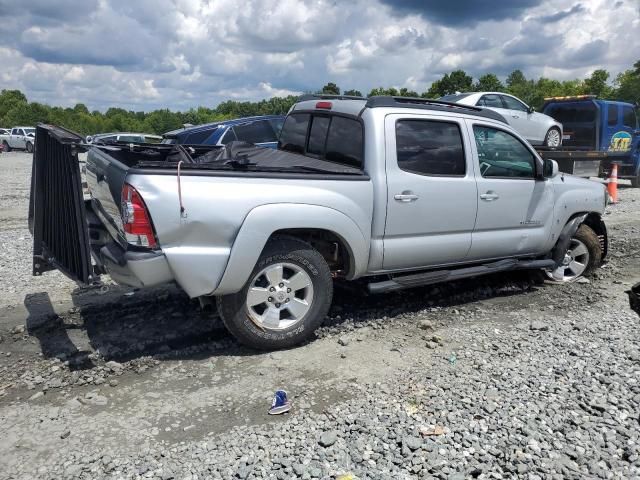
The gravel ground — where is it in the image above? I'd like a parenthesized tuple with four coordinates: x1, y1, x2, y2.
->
(0, 152, 639, 480)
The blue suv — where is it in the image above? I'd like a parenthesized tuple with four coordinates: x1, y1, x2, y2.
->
(162, 115, 285, 149)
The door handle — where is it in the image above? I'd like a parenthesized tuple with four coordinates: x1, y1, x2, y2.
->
(394, 192, 419, 202)
(512, 115, 520, 119)
(480, 191, 500, 201)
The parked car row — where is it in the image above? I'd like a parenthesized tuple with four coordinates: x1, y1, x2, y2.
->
(1, 126, 36, 152)
(86, 132, 162, 144)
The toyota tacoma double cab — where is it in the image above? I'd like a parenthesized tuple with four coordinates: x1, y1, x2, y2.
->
(30, 95, 608, 350)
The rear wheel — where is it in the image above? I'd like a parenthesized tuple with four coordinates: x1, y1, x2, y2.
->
(631, 173, 640, 188)
(2, 141, 10, 152)
(217, 236, 333, 350)
(546, 224, 602, 282)
(544, 127, 562, 148)
(26, 141, 33, 153)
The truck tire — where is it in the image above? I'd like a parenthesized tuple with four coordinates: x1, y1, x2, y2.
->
(544, 127, 562, 148)
(631, 173, 639, 188)
(217, 236, 333, 350)
(2, 141, 10, 152)
(26, 141, 33, 153)
(546, 224, 602, 282)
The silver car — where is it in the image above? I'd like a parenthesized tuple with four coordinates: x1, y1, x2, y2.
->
(441, 92, 563, 147)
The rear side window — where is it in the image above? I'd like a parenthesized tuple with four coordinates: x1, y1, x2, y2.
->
(395, 120, 466, 176)
(185, 129, 215, 144)
(279, 114, 310, 154)
(608, 105, 618, 126)
(623, 106, 637, 128)
(234, 120, 277, 144)
(473, 125, 535, 179)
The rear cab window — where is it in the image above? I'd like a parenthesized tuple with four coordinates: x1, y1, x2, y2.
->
(278, 113, 364, 169)
(185, 129, 215, 145)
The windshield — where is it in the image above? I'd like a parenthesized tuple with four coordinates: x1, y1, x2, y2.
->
(439, 93, 472, 102)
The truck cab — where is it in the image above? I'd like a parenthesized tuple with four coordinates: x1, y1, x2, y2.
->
(542, 96, 640, 186)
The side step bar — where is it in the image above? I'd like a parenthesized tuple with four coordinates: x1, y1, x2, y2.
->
(367, 258, 555, 294)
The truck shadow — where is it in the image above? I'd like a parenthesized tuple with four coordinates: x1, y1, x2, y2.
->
(24, 271, 541, 367)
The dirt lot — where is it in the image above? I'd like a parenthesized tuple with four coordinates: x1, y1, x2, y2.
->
(1, 151, 639, 480)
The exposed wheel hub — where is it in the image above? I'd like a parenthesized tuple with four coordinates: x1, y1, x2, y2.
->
(547, 238, 590, 282)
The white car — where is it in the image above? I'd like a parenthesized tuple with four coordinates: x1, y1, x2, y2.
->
(441, 92, 563, 147)
(1, 127, 36, 152)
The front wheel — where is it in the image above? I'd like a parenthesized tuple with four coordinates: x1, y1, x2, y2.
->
(217, 236, 333, 350)
(631, 172, 639, 188)
(2, 141, 10, 152)
(544, 127, 562, 148)
(26, 141, 33, 153)
(546, 224, 602, 282)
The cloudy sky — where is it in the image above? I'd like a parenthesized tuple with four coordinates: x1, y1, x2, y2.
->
(0, 0, 638, 111)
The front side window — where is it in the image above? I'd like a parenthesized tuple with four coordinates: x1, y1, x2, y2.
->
(234, 120, 278, 144)
(11, 128, 18, 135)
(501, 95, 528, 112)
(396, 120, 466, 176)
(477, 94, 503, 108)
(473, 125, 535, 178)
(608, 104, 618, 126)
(623, 106, 637, 128)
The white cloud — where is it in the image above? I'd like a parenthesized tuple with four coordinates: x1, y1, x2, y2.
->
(0, 0, 637, 111)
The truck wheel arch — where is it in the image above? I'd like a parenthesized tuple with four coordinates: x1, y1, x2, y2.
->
(581, 212, 608, 261)
(213, 204, 370, 295)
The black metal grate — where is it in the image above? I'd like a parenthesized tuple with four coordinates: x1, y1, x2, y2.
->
(30, 124, 93, 284)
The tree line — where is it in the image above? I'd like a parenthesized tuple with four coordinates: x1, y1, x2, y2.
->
(1, 60, 638, 137)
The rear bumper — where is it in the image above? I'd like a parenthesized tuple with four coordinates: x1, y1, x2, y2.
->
(98, 243, 174, 288)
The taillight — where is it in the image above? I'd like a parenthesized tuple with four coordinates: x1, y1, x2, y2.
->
(121, 183, 157, 248)
(316, 101, 332, 110)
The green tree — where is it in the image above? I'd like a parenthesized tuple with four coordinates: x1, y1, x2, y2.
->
(475, 73, 504, 92)
(320, 82, 340, 95)
(583, 69, 612, 98)
(506, 70, 536, 106)
(368, 87, 399, 96)
(426, 70, 474, 98)
(343, 89, 363, 97)
(613, 61, 640, 104)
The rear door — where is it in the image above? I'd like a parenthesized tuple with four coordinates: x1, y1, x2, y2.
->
(383, 114, 478, 270)
(466, 121, 554, 260)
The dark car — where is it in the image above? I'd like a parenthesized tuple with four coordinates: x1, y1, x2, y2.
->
(162, 115, 285, 148)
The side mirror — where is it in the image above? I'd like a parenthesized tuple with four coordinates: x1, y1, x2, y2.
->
(543, 159, 559, 178)
(528, 105, 535, 114)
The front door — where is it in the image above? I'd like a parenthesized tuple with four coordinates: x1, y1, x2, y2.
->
(500, 95, 540, 143)
(466, 122, 554, 260)
(383, 114, 478, 270)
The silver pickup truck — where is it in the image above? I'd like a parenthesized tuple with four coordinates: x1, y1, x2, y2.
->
(30, 96, 608, 350)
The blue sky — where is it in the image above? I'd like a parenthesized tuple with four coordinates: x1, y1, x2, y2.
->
(0, 0, 638, 111)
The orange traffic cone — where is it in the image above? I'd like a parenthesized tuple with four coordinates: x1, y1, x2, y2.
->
(607, 163, 618, 204)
